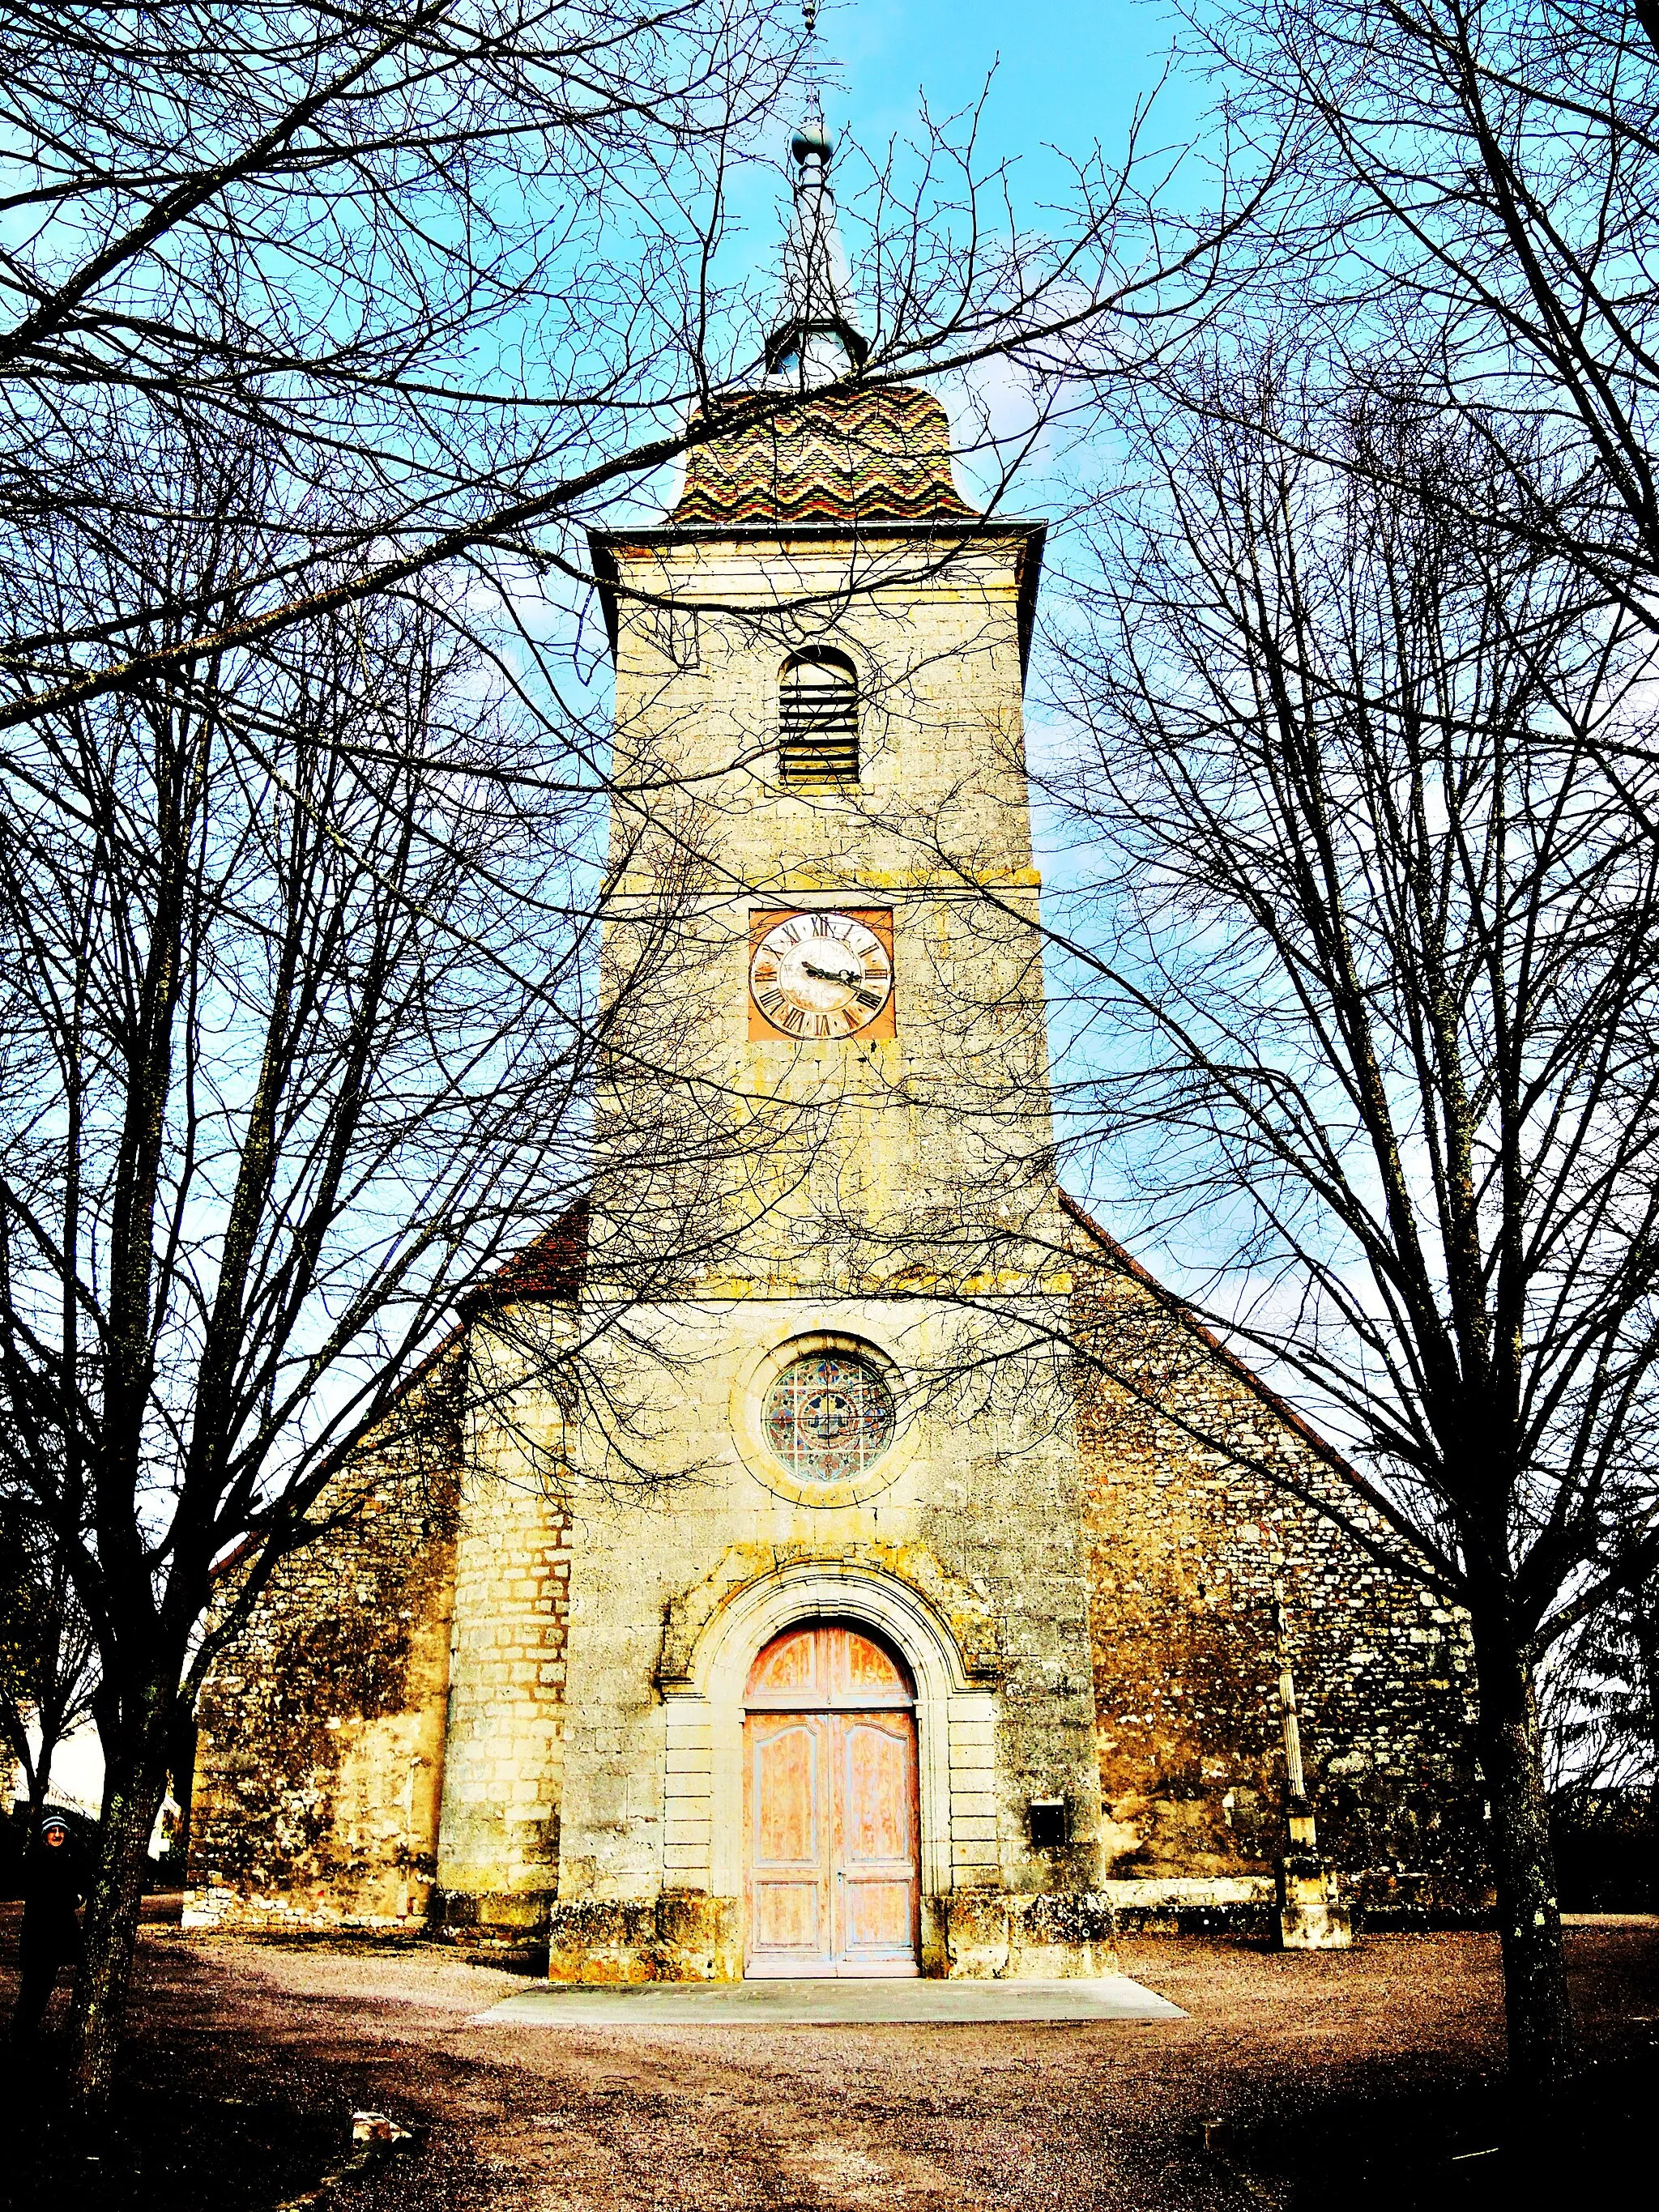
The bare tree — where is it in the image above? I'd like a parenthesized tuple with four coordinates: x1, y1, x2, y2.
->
(0, 1, 793, 708)
(0, 2, 1255, 2121)
(1540, 1564, 1659, 1851)
(0, 1492, 99, 1827)
(1185, 0, 1659, 620)
(0, 0, 1213, 735)
(0, 405, 637, 2107)
(1043, 360, 1659, 2094)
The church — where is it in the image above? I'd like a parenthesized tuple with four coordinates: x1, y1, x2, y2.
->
(186, 121, 1486, 1979)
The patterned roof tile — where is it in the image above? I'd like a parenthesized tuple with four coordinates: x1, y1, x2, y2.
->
(673, 386, 975, 526)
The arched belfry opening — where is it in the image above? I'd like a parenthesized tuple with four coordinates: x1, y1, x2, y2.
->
(778, 649, 859, 785)
(744, 1622, 920, 1977)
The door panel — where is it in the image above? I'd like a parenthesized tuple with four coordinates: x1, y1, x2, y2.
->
(748, 1626, 819, 1703)
(751, 1874, 824, 1955)
(745, 1621, 914, 1710)
(842, 1719, 913, 1862)
(838, 1717, 919, 1969)
(754, 1723, 818, 1862)
(744, 1625, 921, 1978)
(748, 1718, 828, 1968)
(838, 1630, 911, 1705)
(840, 1874, 917, 1958)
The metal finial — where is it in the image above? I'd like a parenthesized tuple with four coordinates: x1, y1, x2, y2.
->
(804, 1, 818, 32)
(791, 28, 831, 168)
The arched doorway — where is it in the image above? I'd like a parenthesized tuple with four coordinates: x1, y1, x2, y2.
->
(743, 1621, 920, 1977)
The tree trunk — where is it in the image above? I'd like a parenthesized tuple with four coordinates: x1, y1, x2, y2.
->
(26, 1736, 53, 1831)
(1633, 1590, 1659, 1903)
(165, 1705, 199, 1873)
(67, 1735, 169, 2118)
(1470, 1612, 1574, 2098)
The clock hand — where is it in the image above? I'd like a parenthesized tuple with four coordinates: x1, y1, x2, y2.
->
(800, 959, 860, 986)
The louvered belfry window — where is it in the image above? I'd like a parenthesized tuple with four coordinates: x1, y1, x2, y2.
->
(779, 650, 859, 785)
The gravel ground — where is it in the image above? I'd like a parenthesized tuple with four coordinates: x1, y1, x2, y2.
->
(3, 1907, 1656, 2212)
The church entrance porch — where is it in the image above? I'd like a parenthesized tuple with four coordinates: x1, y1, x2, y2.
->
(539, 1548, 1115, 1984)
(744, 1623, 919, 1977)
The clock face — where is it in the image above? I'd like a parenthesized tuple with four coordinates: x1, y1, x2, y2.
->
(749, 911, 893, 1039)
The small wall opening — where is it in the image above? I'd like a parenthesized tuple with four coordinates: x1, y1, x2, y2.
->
(779, 650, 859, 785)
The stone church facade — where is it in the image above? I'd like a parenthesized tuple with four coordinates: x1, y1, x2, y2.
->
(186, 135, 1487, 1977)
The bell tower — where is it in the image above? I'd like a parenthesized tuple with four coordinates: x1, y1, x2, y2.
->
(585, 115, 1064, 1306)
(508, 110, 1113, 1982)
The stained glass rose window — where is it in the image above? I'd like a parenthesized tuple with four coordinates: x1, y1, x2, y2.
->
(761, 1350, 895, 1483)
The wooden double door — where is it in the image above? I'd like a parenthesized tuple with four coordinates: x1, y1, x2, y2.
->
(744, 1622, 920, 1978)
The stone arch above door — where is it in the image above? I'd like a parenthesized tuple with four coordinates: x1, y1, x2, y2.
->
(656, 1541, 1000, 1698)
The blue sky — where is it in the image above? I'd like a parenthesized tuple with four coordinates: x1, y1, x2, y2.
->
(702, 0, 1209, 295)
(711, 1, 1212, 499)
(824, 0, 1193, 181)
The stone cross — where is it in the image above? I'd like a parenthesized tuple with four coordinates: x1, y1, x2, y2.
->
(1272, 1582, 1352, 1950)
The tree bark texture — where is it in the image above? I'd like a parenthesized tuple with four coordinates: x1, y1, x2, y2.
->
(1471, 1613, 1573, 2098)
(1634, 1596, 1659, 1856)
(67, 1708, 171, 2116)
(27, 1745, 54, 1832)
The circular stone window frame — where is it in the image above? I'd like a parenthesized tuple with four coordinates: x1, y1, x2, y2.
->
(731, 1330, 915, 1507)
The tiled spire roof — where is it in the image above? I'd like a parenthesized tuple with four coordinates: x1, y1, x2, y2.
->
(672, 386, 977, 526)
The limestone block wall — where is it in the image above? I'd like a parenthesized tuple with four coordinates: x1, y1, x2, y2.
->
(601, 528, 1038, 881)
(536, 1284, 1111, 1983)
(187, 1396, 460, 1931)
(433, 1366, 573, 1929)
(1067, 1201, 1487, 1919)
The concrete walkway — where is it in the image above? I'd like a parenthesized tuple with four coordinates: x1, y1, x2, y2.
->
(473, 1975, 1187, 2026)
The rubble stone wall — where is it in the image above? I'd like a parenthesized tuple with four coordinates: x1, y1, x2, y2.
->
(1068, 1213, 1489, 1920)
(186, 1390, 462, 1932)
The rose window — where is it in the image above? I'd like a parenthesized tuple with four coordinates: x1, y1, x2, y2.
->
(761, 1351, 896, 1482)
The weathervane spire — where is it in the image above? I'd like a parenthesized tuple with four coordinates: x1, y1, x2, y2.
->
(764, 0, 867, 386)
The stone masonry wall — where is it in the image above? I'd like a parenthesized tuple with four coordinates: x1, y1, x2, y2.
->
(432, 1354, 574, 1934)
(188, 1373, 463, 1931)
(1067, 1202, 1489, 1922)
(590, 526, 1056, 1306)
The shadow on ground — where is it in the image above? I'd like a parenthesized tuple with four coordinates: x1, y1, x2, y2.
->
(2, 1907, 1656, 2212)
(7, 1980, 370, 2212)
(1210, 2050, 1657, 2208)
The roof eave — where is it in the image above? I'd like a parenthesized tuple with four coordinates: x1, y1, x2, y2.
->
(586, 516, 1047, 676)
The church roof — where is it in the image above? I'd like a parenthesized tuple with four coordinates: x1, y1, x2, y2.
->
(588, 386, 1043, 671)
(461, 1195, 591, 1311)
(660, 92, 972, 528)
(670, 386, 978, 527)
(1059, 1191, 1355, 1482)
